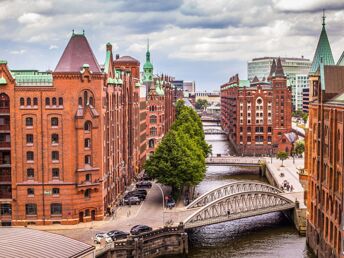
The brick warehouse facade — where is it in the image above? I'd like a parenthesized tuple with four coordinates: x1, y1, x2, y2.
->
(305, 18, 344, 258)
(220, 58, 292, 156)
(0, 32, 175, 226)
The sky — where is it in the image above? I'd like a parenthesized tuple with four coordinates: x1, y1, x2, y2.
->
(1, 0, 344, 91)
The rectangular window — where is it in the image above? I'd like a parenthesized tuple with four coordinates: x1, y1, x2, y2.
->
(52, 188, 60, 195)
(27, 188, 34, 196)
(51, 203, 62, 215)
(25, 204, 37, 215)
(52, 168, 60, 178)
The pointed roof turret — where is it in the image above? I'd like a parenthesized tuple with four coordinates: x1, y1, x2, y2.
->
(252, 76, 259, 83)
(268, 58, 277, 79)
(275, 57, 285, 77)
(55, 31, 101, 73)
(143, 39, 154, 82)
(309, 10, 335, 74)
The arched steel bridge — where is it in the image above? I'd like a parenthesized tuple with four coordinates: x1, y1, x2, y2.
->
(178, 181, 295, 229)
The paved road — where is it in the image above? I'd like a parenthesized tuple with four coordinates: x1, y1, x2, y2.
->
(39, 182, 170, 245)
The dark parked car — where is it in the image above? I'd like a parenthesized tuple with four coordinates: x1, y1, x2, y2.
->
(166, 198, 176, 209)
(107, 230, 129, 241)
(123, 196, 141, 205)
(142, 173, 152, 181)
(124, 192, 146, 201)
(132, 189, 148, 195)
(136, 181, 152, 188)
(130, 225, 153, 235)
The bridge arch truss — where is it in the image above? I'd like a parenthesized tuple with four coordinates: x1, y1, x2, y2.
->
(184, 191, 295, 229)
(187, 181, 283, 209)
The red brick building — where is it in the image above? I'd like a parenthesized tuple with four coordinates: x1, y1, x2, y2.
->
(143, 44, 175, 155)
(305, 17, 344, 258)
(0, 32, 141, 225)
(220, 58, 292, 155)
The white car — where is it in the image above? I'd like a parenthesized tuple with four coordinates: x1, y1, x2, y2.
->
(94, 233, 112, 244)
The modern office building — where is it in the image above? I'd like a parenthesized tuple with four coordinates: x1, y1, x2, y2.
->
(221, 58, 292, 155)
(248, 56, 311, 111)
(302, 88, 310, 113)
(305, 17, 343, 258)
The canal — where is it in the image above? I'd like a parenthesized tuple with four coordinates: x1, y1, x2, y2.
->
(186, 122, 314, 258)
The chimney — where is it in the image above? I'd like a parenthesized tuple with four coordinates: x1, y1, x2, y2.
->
(115, 54, 120, 60)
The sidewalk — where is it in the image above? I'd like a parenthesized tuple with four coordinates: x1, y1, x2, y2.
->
(266, 156, 306, 208)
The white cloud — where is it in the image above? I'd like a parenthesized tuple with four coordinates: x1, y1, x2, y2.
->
(10, 49, 26, 55)
(49, 45, 58, 50)
(18, 12, 44, 24)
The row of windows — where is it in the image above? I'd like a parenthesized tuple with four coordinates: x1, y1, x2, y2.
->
(26, 151, 60, 161)
(26, 168, 60, 178)
(26, 203, 62, 216)
(25, 117, 59, 127)
(26, 133, 90, 147)
(27, 188, 59, 196)
(20, 97, 64, 107)
(45, 97, 63, 106)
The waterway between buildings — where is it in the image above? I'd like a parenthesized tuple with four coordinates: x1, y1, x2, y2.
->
(186, 122, 315, 258)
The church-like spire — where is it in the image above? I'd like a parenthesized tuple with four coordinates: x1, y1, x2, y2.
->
(275, 57, 285, 77)
(309, 10, 335, 74)
(143, 39, 154, 82)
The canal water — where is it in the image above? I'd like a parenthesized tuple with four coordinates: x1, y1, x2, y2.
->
(186, 122, 314, 258)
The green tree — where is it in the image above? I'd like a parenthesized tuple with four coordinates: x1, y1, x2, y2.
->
(276, 151, 289, 166)
(301, 113, 308, 124)
(175, 99, 185, 117)
(195, 99, 209, 110)
(294, 140, 305, 157)
(144, 130, 206, 198)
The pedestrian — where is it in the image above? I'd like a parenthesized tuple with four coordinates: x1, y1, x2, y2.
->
(227, 210, 230, 216)
(290, 185, 294, 192)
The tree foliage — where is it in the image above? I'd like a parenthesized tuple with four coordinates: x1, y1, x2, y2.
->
(145, 101, 210, 197)
(276, 151, 288, 166)
(195, 99, 209, 110)
(294, 140, 305, 156)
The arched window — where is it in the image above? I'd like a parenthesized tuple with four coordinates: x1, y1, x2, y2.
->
(52, 97, 57, 106)
(27, 98, 31, 106)
(26, 151, 34, 161)
(84, 91, 88, 105)
(78, 97, 82, 106)
(84, 138, 91, 148)
(85, 155, 91, 165)
(0, 94, 9, 108)
(150, 115, 157, 124)
(51, 117, 58, 127)
(51, 134, 59, 144)
(84, 189, 91, 198)
(84, 121, 92, 131)
(27, 168, 34, 178)
(20, 97, 25, 106)
(148, 139, 155, 148)
(58, 97, 63, 106)
(33, 97, 38, 106)
(150, 127, 157, 136)
(45, 97, 50, 106)
(25, 117, 33, 126)
(52, 151, 59, 161)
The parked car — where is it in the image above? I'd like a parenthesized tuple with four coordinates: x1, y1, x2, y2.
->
(124, 192, 146, 201)
(166, 198, 176, 209)
(107, 230, 129, 241)
(123, 196, 141, 205)
(132, 189, 148, 196)
(142, 173, 152, 181)
(94, 233, 112, 244)
(130, 225, 153, 235)
(136, 181, 152, 188)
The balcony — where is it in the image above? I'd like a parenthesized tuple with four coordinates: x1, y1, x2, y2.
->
(77, 179, 100, 190)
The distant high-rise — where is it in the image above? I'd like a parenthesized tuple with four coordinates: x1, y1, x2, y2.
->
(248, 56, 311, 111)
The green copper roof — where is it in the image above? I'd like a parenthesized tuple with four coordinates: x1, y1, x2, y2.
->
(239, 80, 250, 87)
(0, 76, 7, 85)
(309, 18, 334, 75)
(156, 83, 164, 96)
(114, 70, 123, 85)
(143, 39, 153, 82)
(0, 60, 7, 65)
(11, 70, 53, 87)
